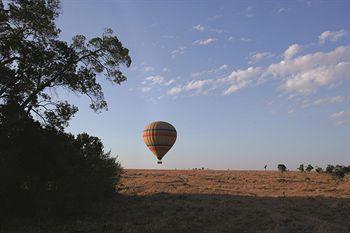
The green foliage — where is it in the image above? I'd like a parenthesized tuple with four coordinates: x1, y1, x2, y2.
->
(298, 164, 304, 172)
(0, 115, 122, 216)
(0, 0, 131, 130)
(305, 164, 313, 172)
(277, 164, 287, 173)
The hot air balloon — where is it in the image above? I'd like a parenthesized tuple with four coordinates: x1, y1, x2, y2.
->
(142, 121, 177, 164)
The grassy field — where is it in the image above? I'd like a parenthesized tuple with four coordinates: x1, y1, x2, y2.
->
(4, 169, 350, 233)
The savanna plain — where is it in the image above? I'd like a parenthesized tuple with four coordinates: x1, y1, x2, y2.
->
(6, 169, 350, 233)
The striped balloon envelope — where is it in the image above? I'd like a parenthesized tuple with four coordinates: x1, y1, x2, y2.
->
(142, 121, 177, 164)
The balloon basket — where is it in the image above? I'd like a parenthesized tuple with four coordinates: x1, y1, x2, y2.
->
(157, 161, 162, 164)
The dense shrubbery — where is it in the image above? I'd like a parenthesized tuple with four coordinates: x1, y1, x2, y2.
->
(297, 163, 350, 179)
(0, 0, 129, 218)
(0, 110, 122, 217)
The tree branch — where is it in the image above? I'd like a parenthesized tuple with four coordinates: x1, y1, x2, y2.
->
(20, 49, 103, 110)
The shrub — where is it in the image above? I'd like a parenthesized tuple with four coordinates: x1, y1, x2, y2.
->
(305, 164, 313, 172)
(277, 164, 287, 173)
(331, 165, 350, 179)
(315, 167, 323, 173)
(0, 116, 122, 217)
(298, 164, 304, 172)
(325, 164, 335, 173)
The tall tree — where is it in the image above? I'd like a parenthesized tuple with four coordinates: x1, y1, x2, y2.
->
(0, 0, 131, 130)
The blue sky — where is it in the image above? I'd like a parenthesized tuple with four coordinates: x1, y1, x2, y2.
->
(57, 0, 349, 170)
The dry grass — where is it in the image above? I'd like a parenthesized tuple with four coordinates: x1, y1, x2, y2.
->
(119, 169, 350, 198)
(4, 169, 350, 233)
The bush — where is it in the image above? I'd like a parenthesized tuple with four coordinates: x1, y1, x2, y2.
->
(277, 164, 287, 173)
(305, 164, 313, 172)
(315, 167, 323, 173)
(325, 164, 335, 173)
(298, 164, 304, 172)
(331, 165, 350, 179)
(0, 116, 122, 217)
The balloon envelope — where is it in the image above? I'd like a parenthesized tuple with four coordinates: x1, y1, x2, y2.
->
(143, 121, 177, 163)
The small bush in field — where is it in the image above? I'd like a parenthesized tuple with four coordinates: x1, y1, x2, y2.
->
(277, 164, 287, 173)
(315, 167, 323, 173)
(305, 164, 313, 172)
(298, 164, 304, 172)
(326, 164, 335, 173)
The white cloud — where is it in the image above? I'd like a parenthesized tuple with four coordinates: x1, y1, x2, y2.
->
(219, 64, 228, 70)
(279, 61, 350, 94)
(288, 108, 295, 114)
(245, 6, 253, 18)
(249, 52, 274, 64)
(145, 75, 164, 85)
(319, 29, 347, 44)
(171, 46, 186, 58)
(191, 64, 228, 78)
(267, 45, 350, 94)
(142, 75, 176, 88)
(209, 28, 226, 34)
(277, 7, 286, 13)
(193, 24, 205, 31)
(144, 66, 155, 72)
(331, 110, 350, 118)
(185, 80, 212, 91)
(164, 79, 175, 86)
(301, 95, 347, 108)
(167, 87, 182, 95)
(330, 110, 350, 126)
(283, 44, 300, 60)
(166, 80, 212, 96)
(162, 68, 169, 72)
(141, 87, 151, 93)
(240, 37, 252, 42)
(165, 45, 350, 99)
(193, 38, 217, 45)
(221, 67, 264, 95)
(335, 119, 350, 125)
(313, 96, 346, 106)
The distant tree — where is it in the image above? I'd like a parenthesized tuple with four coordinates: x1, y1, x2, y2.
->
(315, 167, 323, 173)
(321, 164, 350, 179)
(298, 164, 304, 172)
(344, 166, 350, 174)
(0, 0, 131, 130)
(305, 164, 313, 172)
(332, 165, 347, 179)
(325, 164, 335, 173)
(277, 164, 287, 173)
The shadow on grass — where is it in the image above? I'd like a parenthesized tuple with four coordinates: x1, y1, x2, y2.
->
(3, 193, 350, 233)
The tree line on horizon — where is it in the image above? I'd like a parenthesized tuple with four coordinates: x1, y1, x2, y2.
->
(276, 163, 350, 178)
